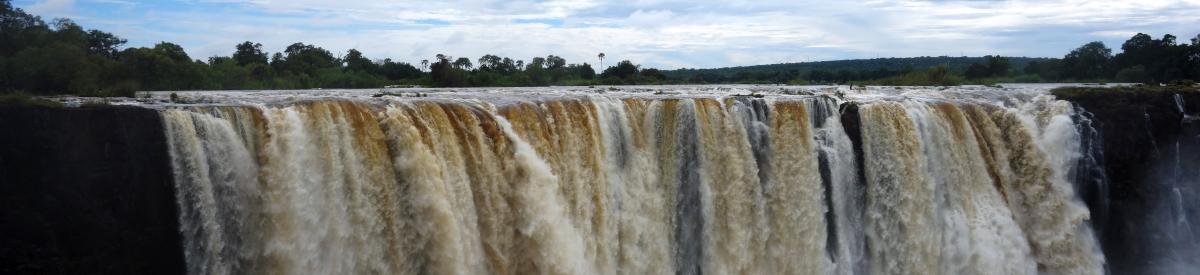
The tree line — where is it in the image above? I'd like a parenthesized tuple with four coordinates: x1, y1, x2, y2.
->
(672, 36, 1200, 86)
(2, 0, 428, 96)
(1021, 34, 1200, 84)
(662, 33, 1200, 86)
(2, 0, 681, 96)
(3, 0, 1198, 97)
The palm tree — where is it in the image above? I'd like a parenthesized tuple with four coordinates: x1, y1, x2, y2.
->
(421, 59, 429, 71)
(598, 52, 605, 70)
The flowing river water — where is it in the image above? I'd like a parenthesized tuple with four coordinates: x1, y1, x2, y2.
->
(146, 85, 1122, 274)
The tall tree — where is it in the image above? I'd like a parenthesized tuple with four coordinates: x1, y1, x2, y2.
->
(985, 55, 1010, 77)
(598, 52, 605, 69)
(86, 30, 125, 59)
(525, 57, 548, 85)
(343, 49, 374, 72)
(430, 54, 465, 87)
(601, 60, 639, 80)
(118, 42, 204, 91)
(478, 54, 502, 71)
(571, 63, 595, 79)
(378, 58, 422, 80)
(1062, 41, 1112, 80)
(1114, 33, 1193, 83)
(453, 57, 472, 70)
(545, 55, 566, 70)
(153, 42, 189, 62)
(0, 0, 47, 55)
(233, 41, 268, 66)
(277, 42, 339, 76)
(965, 63, 989, 79)
(640, 68, 666, 81)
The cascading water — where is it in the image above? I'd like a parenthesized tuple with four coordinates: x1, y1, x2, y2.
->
(1071, 106, 1108, 235)
(1141, 94, 1200, 274)
(158, 86, 1111, 274)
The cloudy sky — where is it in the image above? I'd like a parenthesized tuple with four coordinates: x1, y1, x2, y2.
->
(13, 0, 1200, 69)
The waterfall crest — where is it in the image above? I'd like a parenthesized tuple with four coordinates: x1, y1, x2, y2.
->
(163, 90, 1105, 274)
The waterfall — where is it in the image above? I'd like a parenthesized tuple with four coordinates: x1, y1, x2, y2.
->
(163, 109, 262, 275)
(162, 88, 1108, 275)
(1144, 93, 1200, 274)
(809, 97, 866, 275)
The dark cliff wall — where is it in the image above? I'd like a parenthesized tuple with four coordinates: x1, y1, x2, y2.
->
(0, 105, 184, 274)
(1053, 86, 1200, 274)
(838, 102, 868, 201)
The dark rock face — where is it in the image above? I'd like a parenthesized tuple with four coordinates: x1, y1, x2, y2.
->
(1053, 86, 1200, 274)
(837, 102, 867, 195)
(0, 105, 184, 274)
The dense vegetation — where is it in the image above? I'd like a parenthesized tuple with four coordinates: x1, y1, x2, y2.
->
(1051, 84, 1200, 102)
(665, 56, 1045, 84)
(0, 0, 428, 96)
(2, 0, 1199, 97)
(672, 37, 1200, 86)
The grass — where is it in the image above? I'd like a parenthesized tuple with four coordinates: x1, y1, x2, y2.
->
(1051, 83, 1200, 98)
(0, 91, 64, 108)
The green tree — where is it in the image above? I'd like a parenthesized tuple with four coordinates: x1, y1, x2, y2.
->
(545, 55, 567, 81)
(206, 56, 253, 89)
(570, 63, 595, 79)
(1113, 33, 1195, 83)
(478, 55, 502, 72)
(430, 54, 466, 87)
(453, 57, 472, 70)
(525, 57, 548, 85)
(233, 41, 268, 66)
(601, 60, 639, 80)
(545, 55, 566, 70)
(378, 58, 422, 80)
(49, 19, 88, 48)
(1024, 59, 1064, 81)
(276, 42, 339, 78)
(1062, 41, 1112, 80)
(501, 57, 518, 74)
(835, 70, 856, 83)
(1115, 65, 1151, 84)
(9, 42, 102, 94)
(117, 42, 204, 91)
(985, 55, 1010, 77)
(640, 68, 667, 82)
(153, 42, 189, 62)
(927, 64, 951, 85)
(597, 52, 605, 69)
(965, 63, 989, 79)
(86, 30, 125, 59)
(1023, 60, 1043, 75)
(1190, 34, 1200, 80)
(343, 49, 375, 72)
(270, 52, 284, 68)
(1, 0, 47, 55)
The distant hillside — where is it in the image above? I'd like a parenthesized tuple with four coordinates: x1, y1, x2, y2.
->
(664, 56, 1055, 81)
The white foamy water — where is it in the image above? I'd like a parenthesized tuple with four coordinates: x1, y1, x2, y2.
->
(155, 85, 1108, 274)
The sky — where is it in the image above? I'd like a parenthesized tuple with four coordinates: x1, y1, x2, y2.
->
(13, 0, 1200, 69)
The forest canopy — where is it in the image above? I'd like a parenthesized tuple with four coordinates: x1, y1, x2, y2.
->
(1, 0, 1198, 96)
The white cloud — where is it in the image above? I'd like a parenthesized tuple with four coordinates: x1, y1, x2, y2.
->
(25, 0, 1200, 68)
(25, 0, 75, 16)
(1090, 30, 1141, 38)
